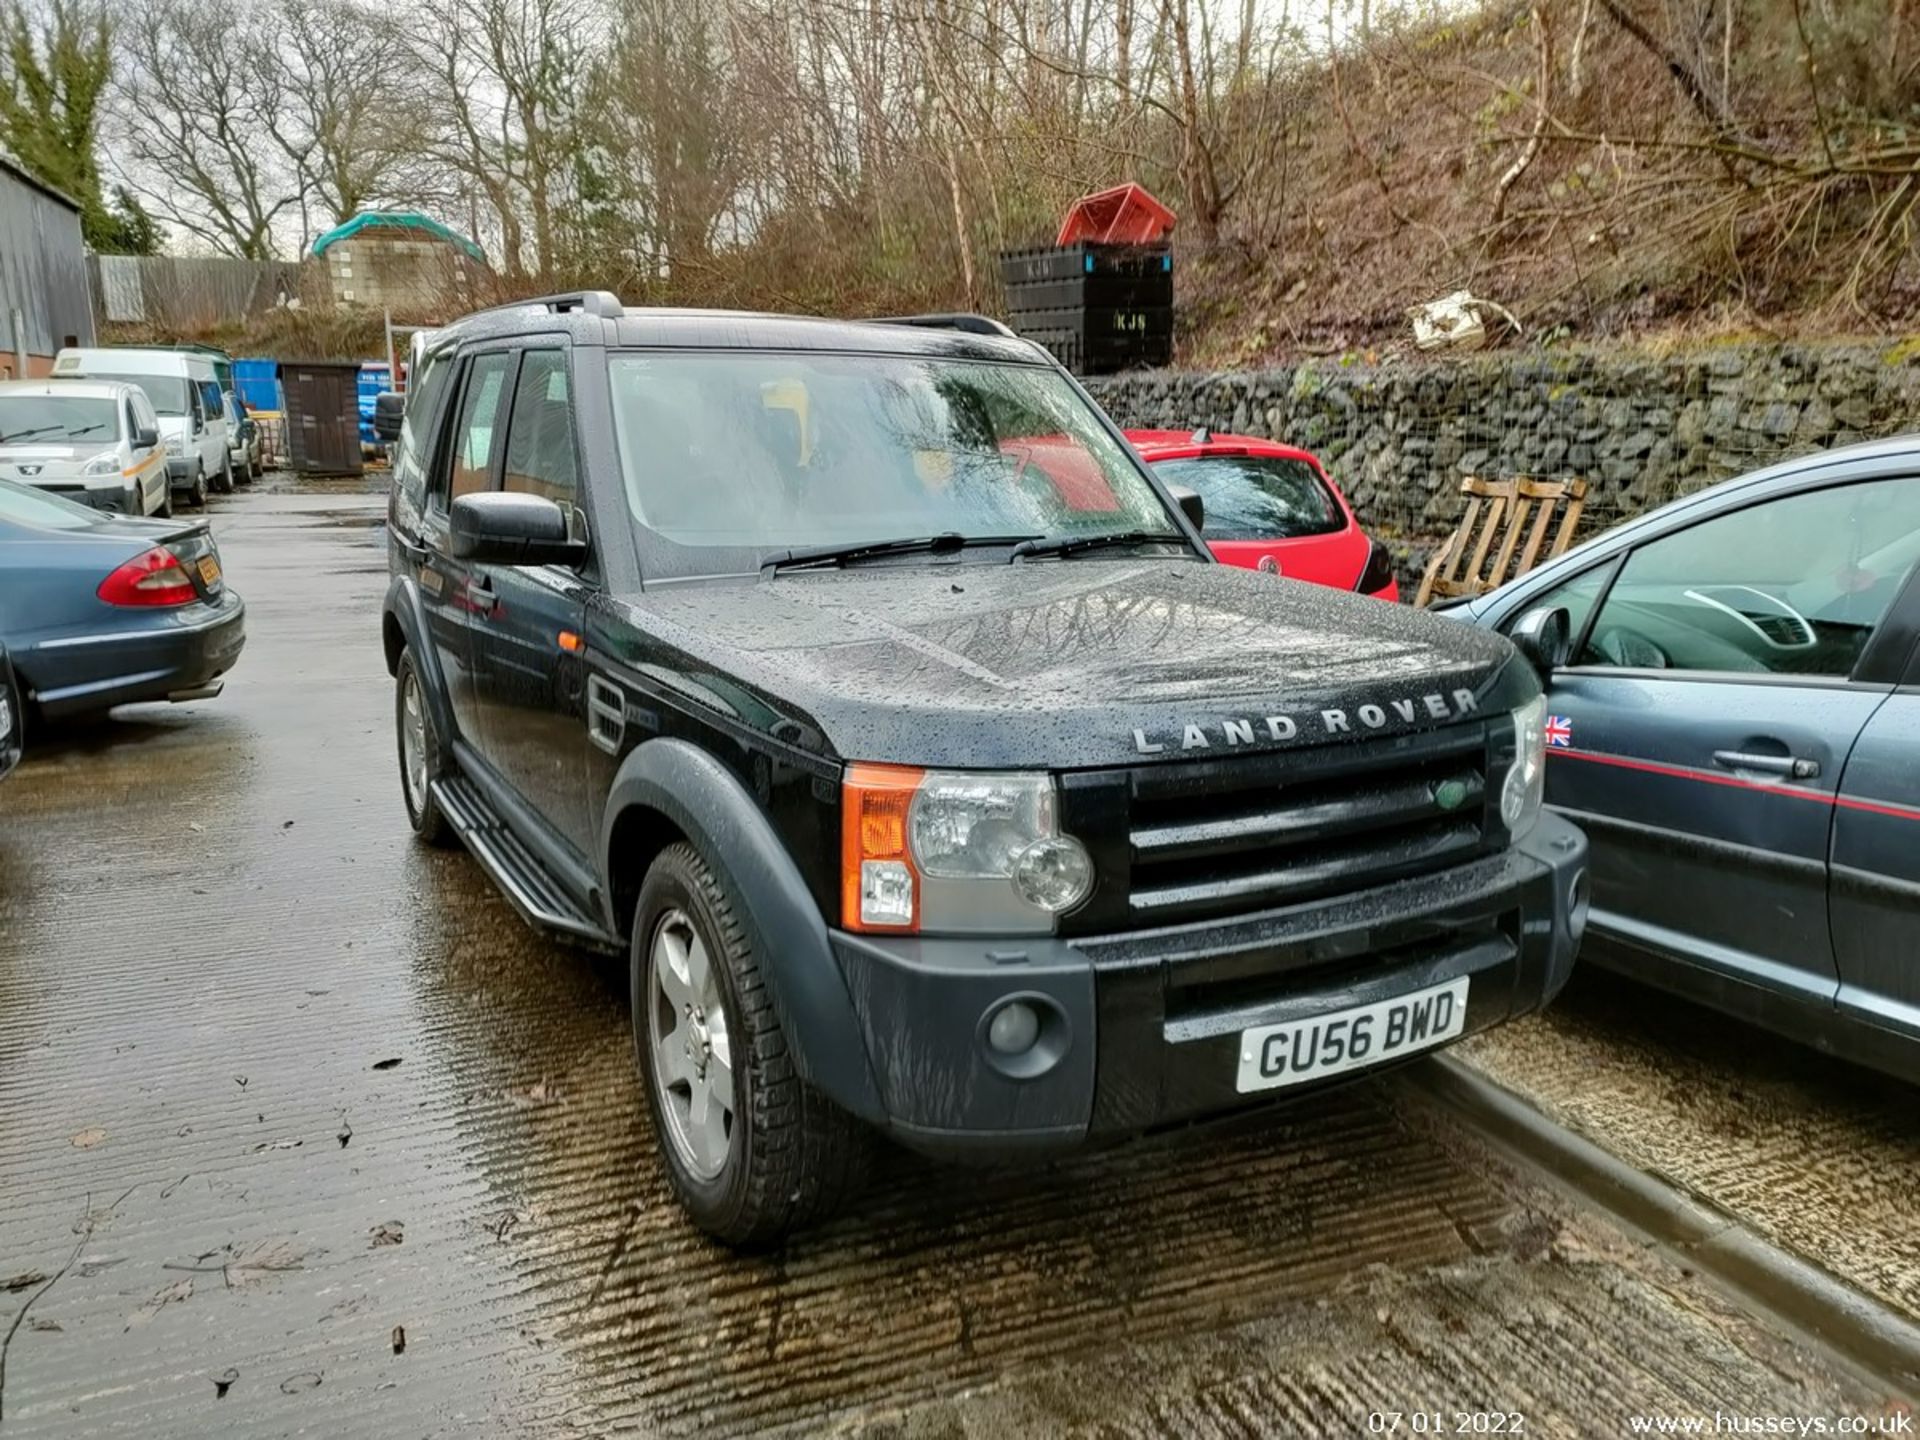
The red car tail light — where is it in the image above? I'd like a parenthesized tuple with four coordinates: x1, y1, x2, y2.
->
(98, 546, 197, 607)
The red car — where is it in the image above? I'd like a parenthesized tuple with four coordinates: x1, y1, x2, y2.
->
(1126, 429, 1399, 601)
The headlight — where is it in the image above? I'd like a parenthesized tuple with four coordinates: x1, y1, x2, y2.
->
(162, 437, 181, 455)
(843, 765, 1094, 933)
(1501, 695, 1547, 837)
(82, 452, 119, 476)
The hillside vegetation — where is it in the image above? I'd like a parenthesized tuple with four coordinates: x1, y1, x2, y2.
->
(58, 0, 1920, 364)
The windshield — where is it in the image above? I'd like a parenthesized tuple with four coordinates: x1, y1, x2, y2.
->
(89, 372, 190, 416)
(607, 352, 1182, 575)
(0, 476, 102, 529)
(1148, 454, 1344, 542)
(0, 395, 119, 445)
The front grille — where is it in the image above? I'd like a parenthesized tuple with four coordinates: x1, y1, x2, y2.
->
(1074, 721, 1504, 930)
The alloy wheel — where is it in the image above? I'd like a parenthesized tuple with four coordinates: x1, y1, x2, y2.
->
(648, 908, 735, 1180)
(400, 671, 428, 815)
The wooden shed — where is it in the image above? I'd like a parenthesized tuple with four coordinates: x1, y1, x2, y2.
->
(277, 361, 364, 475)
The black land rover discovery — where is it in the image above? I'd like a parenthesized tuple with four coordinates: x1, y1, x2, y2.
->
(381, 293, 1588, 1245)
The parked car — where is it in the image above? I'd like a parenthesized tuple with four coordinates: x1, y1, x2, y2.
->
(1126, 429, 1399, 598)
(223, 391, 261, 482)
(0, 379, 171, 517)
(381, 294, 1587, 1245)
(0, 478, 244, 723)
(0, 640, 20, 779)
(52, 348, 234, 506)
(1452, 437, 1920, 1082)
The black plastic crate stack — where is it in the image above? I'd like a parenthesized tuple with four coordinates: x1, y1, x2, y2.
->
(999, 243, 1173, 375)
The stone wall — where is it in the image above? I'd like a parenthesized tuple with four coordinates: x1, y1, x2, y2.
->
(1085, 344, 1920, 583)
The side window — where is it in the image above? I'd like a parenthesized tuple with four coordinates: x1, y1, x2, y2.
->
(201, 381, 222, 420)
(447, 353, 513, 501)
(123, 398, 139, 441)
(1579, 479, 1920, 677)
(501, 350, 577, 505)
(395, 348, 452, 507)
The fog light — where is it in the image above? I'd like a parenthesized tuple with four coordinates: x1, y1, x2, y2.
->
(987, 1000, 1040, 1055)
(1011, 835, 1093, 914)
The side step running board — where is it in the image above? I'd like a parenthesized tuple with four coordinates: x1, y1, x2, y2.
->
(433, 776, 621, 952)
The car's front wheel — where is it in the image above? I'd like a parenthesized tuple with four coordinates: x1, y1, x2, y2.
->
(633, 843, 871, 1246)
(212, 456, 235, 495)
(395, 649, 454, 847)
(187, 466, 208, 508)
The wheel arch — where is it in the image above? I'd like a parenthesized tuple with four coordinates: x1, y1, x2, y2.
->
(602, 738, 885, 1124)
(382, 576, 458, 747)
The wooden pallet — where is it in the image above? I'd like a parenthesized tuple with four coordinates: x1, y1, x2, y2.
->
(1414, 476, 1588, 607)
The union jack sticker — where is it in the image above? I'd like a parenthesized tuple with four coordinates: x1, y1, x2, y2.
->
(1544, 715, 1573, 749)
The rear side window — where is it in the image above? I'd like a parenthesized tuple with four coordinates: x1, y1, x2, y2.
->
(199, 380, 222, 419)
(448, 353, 513, 500)
(501, 350, 577, 505)
(1148, 455, 1344, 542)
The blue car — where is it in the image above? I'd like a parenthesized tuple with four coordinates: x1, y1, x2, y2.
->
(0, 478, 245, 725)
(1453, 438, 1920, 1082)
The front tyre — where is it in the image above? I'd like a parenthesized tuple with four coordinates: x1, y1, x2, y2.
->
(395, 648, 454, 847)
(633, 843, 870, 1246)
(213, 456, 235, 495)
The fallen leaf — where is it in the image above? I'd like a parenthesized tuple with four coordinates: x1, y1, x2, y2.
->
(212, 1367, 238, 1399)
(336, 1121, 353, 1149)
(69, 1127, 107, 1149)
(234, 1076, 248, 1088)
(390, 1325, 406, 1355)
(127, 1278, 193, 1331)
(187, 822, 205, 833)
(279, 1371, 322, 1395)
(224, 1238, 319, 1287)
(3, 1271, 47, 1293)
(371, 1057, 402, 1071)
(368, 1221, 404, 1248)
(28, 1317, 61, 1333)
(281, 820, 296, 829)
(250, 1138, 304, 1153)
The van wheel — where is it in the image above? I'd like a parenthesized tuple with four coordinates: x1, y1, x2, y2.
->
(188, 467, 208, 508)
(155, 488, 173, 519)
(396, 649, 454, 847)
(633, 843, 872, 1247)
(212, 457, 235, 495)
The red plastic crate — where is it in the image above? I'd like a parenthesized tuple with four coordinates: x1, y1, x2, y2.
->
(1056, 184, 1177, 247)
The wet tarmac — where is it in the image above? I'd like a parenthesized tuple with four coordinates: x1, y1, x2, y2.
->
(0, 477, 1905, 1436)
(1460, 970, 1920, 1326)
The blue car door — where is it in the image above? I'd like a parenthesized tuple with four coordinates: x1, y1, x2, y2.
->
(1829, 566, 1920, 1051)
(1514, 476, 1920, 1012)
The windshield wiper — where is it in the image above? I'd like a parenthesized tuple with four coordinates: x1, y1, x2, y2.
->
(762, 532, 1040, 574)
(0, 425, 66, 443)
(1009, 530, 1190, 560)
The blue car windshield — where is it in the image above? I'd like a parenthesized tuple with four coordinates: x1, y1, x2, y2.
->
(0, 477, 101, 530)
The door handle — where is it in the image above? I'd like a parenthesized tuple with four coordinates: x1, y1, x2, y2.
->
(1712, 750, 1820, 780)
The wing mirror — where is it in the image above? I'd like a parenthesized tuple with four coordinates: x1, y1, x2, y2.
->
(1168, 483, 1204, 532)
(133, 424, 159, 450)
(449, 492, 587, 566)
(372, 391, 405, 443)
(1510, 605, 1571, 684)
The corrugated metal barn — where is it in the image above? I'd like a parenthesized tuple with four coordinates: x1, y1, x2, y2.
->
(0, 157, 94, 378)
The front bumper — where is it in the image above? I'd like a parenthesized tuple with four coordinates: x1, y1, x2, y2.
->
(22, 591, 246, 720)
(830, 812, 1587, 1156)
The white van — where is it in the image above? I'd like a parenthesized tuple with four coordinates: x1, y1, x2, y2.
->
(0, 378, 170, 516)
(51, 348, 235, 507)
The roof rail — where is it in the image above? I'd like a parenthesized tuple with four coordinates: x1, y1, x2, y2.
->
(867, 313, 1016, 338)
(471, 290, 624, 321)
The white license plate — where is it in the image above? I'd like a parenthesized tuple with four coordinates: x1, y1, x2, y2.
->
(1234, 976, 1470, 1094)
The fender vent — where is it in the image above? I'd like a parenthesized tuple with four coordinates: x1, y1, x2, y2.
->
(587, 675, 626, 755)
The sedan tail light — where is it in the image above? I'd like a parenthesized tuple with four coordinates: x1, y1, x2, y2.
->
(99, 545, 197, 607)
